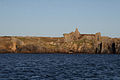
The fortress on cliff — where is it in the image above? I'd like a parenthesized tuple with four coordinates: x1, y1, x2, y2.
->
(63, 28, 101, 42)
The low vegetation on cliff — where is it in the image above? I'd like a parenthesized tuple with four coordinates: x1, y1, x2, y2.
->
(0, 28, 120, 54)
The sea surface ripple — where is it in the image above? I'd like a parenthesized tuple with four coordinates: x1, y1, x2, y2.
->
(0, 53, 120, 80)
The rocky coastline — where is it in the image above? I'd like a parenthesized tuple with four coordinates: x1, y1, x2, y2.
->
(0, 29, 120, 54)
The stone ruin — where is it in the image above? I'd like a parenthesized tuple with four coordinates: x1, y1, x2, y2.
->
(63, 28, 101, 42)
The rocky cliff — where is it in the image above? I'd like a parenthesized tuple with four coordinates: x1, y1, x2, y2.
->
(0, 36, 120, 54)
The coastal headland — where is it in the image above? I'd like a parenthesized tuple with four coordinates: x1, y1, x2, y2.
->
(0, 28, 120, 54)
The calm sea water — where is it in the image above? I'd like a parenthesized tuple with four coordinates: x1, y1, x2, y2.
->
(0, 53, 120, 80)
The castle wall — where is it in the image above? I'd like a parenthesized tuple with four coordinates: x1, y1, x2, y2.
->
(81, 35, 95, 40)
(63, 34, 73, 42)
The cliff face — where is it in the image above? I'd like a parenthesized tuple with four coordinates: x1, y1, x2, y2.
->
(0, 36, 120, 54)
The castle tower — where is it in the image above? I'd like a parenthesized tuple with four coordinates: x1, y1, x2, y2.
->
(75, 28, 80, 34)
(95, 32, 101, 41)
(74, 28, 80, 40)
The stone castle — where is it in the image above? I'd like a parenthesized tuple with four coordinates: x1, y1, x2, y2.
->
(63, 28, 101, 42)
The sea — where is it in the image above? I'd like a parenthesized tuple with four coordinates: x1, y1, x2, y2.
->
(0, 53, 120, 80)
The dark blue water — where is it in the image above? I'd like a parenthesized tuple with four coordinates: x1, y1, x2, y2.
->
(0, 54, 120, 80)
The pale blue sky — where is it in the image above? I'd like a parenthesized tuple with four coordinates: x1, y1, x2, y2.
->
(0, 0, 120, 37)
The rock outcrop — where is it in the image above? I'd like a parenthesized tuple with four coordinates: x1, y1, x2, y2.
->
(0, 29, 120, 54)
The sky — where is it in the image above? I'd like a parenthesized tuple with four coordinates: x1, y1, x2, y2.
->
(0, 0, 120, 37)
